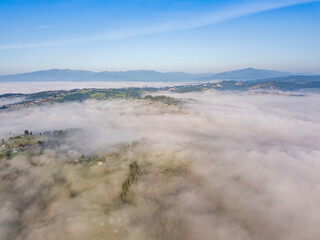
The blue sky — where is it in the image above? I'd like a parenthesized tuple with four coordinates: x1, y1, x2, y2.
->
(0, 0, 319, 74)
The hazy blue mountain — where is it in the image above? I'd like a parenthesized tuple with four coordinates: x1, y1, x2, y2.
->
(92, 70, 212, 81)
(200, 68, 293, 81)
(0, 68, 297, 82)
(0, 69, 211, 82)
(0, 69, 96, 82)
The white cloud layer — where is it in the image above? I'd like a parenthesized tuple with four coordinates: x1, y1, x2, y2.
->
(0, 81, 194, 94)
(0, 90, 320, 239)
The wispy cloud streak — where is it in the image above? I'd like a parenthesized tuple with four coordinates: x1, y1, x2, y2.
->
(0, 0, 318, 50)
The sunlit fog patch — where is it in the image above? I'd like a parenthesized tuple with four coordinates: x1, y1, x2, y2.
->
(0, 91, 320, 240)
(0, 81, 199, 94)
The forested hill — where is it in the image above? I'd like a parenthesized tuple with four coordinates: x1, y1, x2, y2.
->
(1, 76, 320, 110)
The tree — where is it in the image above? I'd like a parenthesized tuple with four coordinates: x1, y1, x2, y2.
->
(24, 130, 29, 135)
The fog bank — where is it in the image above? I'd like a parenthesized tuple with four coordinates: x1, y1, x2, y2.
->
(0, 81, 200, 94)
(0, 91, 320, 240)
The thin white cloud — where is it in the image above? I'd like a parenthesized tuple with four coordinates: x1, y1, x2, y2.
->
(0, 0, 318, 50)
(38, 25, 51, 29)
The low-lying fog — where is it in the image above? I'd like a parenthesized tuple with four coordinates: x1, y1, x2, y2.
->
(1, 90, 320, 240)
(0, 97, 26, 106)
(0, 81, 200, 94)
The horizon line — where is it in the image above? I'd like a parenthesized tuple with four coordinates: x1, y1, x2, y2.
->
(1, 67, 319, 77)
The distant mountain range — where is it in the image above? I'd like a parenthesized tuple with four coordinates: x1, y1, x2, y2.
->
(0, 69, 209, 82)
(0, 68, 316, 82)
(200, 68, 293, 81)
